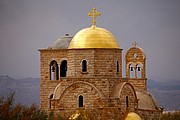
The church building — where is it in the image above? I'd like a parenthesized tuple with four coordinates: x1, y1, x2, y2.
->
(39, 8, 163, 119)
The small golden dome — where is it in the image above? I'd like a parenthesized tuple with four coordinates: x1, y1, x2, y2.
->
(125, 112, 141, 120)
(68, 25, 120, 49)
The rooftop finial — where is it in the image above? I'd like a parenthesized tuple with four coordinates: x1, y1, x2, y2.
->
(88, 8, 101, 26)
(132, 41, 138, 47)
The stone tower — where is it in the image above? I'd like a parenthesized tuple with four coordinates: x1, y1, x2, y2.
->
(39, 8, 162, 119)
(125, 42, 147, 90)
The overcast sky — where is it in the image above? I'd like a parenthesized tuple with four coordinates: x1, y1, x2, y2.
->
(0, 0, 180, 81)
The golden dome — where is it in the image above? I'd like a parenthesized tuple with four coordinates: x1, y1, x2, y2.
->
(125, 112, 141, 120)
(68, 25, 120, 49)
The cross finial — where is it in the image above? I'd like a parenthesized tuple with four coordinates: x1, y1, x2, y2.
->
(88, 8, 101, 26)
(132, 41, 138, 47)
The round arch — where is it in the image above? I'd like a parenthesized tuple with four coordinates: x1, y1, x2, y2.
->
(59, 81, 104, 100)
(53, 81, 105, 100)
(117, 82, 137, 99)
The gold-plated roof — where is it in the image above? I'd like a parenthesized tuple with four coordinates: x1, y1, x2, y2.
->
(68, 25, 120, 49)
(125, 112, 141, 120)
(68, 8, 120, 49)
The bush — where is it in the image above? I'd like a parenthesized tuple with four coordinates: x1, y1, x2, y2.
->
(0, 93, 48, 120)
(162, 111, 180, 120)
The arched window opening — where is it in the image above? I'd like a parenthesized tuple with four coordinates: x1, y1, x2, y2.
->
(49, 94, 53, 109)
(129, 64, 134, 78)
(116, 60, 119, 72)
(136, 64, 142, 78)
(50, 60, 59, 80)
(60, 60, 67, 77)
(78, 95, 83, 107)
(82, 60, 87, 72)
(126, 96, 129, 108)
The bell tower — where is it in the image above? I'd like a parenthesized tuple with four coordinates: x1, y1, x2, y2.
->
(125, 42, 147, 90)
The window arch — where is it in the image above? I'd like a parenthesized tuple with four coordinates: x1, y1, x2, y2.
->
(116, 60, 119, 72)
(129, 64, 134, 78)
(136, 64, 142, 78)
(49, 94, 53, 109)
(60, 60, 67, 77)
(50, 60, 59, 80)
(82, 60, 87, 72)
(78, 95, 83, 107)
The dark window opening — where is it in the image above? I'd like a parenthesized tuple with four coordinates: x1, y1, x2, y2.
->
(116, 60, 119, 72)
(50, 94, 53, 99)
(60, 60, 67, 77)
(79, 95, 83, 107)
(82, 60, 87, 72)
(50, 60, 59, 80)
(49, 94, 53, 109)
(126, 96, 129, 108)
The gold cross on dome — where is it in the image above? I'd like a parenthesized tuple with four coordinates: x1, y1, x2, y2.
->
(88, 8, 101, 26)
(132, 41, 138, 47)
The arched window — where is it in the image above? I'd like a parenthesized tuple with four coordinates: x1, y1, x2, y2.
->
(60, 60, 67, 77)
(136, 64, 142, 78)
(129, 64, 134, 78)
(82, 60, 87, 72)
(50, 60, 59, 80)
(78, 95, 83, 107)
(126, 96, 129, 108)
(116, 60, 119, 72)
(49, 94, 53, 109)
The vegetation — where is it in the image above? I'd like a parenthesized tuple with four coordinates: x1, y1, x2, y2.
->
(162, 111, 180, 120)
(1, 93, 180, 120)
(0, 93, 62, 120)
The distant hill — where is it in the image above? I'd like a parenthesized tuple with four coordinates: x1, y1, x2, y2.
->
(0, 76, 179, 110)
(147, 79, 180, 111)
(0, 76, 39, 106)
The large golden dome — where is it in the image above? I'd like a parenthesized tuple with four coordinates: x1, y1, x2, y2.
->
(68, 25, 120, 49)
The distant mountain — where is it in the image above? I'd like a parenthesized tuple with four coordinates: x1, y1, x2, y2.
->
(0, 76, 39, 106)
(148, 78, 180, 90)
(0, 76, 179, 110)
(147, 79, 180, 111)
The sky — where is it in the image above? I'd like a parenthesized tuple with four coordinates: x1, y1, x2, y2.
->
(0, 0, 180, 81)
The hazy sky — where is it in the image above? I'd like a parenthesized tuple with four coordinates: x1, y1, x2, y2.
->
(0, 0, 180, 81)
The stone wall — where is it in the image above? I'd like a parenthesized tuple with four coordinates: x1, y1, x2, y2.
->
(94, 49, 122, 77)
(67, 49, 122, 78)
(56, 107, 124, 120)
(118, 83, 137, 113)
(67, 49, 95, 77)
(39, 48, 162, 119)
(39, 49, 68, 111)
(128, 78, 147, 90)
(136, 108, 163, 120)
